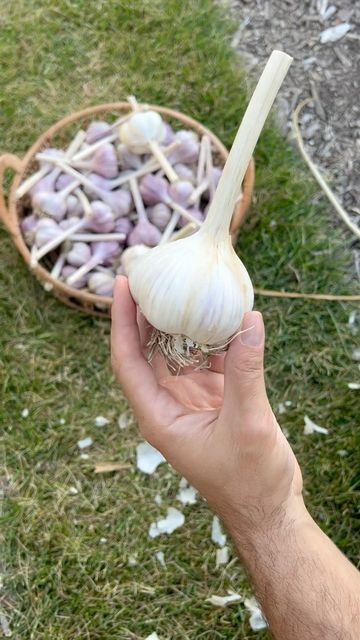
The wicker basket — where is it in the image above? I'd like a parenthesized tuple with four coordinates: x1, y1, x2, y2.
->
(0, 102, 255, 317)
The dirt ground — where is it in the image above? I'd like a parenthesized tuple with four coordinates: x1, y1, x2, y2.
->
(225, 0, 359, 268)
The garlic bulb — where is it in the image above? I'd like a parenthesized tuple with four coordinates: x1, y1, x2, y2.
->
(88, 271, 115, 297)
(119, 110, 178, 183)
(128, 230, 253, 365)
(127, 50, 292, 368)
(119, 111, 165, 154)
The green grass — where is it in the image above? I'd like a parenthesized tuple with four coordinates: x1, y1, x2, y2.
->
(1, 1, 359, 638)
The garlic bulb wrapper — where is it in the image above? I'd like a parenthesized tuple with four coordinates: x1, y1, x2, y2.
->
(128, 229, 254, 363)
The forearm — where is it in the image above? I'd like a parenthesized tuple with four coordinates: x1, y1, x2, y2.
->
(228, 503, 360, 640)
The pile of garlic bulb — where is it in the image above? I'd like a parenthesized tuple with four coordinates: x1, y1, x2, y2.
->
(17, 101, 227, 303)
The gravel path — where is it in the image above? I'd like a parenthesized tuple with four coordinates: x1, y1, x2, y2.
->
(226, 0, 359, 256)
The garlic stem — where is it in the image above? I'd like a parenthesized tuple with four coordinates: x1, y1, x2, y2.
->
(74, 187, 92, 216)
(69, 233, 126, 242)
(129, 176, 148, 223)
(66, 255, 100, 286)
(37, 140, 181, 192)
(71, 133, 118, 162)
(169, 222, 198, 241)
(167, 199, 202, 226)
(202, 50, 292, 240)
(16, 165, 51, 200)
(108, 105, 149, 132)
(196, 135, 209, 187)
(187, 179, 208, 205)
(17, 130, 85, 199)
(35, 157, 105, 198)
(205, 137, 214, 201)
(159, 212, 180, 244)
(148, 139, 178, 183)
(33, 217, 87, 263)
(110, 140, 180, 188)
(50, 251, 66, 279)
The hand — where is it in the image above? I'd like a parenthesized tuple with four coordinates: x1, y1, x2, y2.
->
(111, 276, 305, 538)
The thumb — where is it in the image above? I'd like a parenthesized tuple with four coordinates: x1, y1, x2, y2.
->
(222, 311, 270, 427)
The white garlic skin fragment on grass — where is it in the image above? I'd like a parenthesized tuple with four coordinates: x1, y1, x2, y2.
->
(128, 229, 253, 346)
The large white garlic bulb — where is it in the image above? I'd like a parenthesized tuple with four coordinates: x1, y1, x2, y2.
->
(128, 229, 253, 346)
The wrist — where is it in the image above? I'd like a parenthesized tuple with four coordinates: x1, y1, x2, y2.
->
(225, 495, 314, 559)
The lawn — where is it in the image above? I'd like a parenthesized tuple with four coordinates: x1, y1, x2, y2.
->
(0, 1, 359, 638)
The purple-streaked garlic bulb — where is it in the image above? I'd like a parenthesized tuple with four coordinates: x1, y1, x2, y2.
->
(88, 271, 115, 297)
(62, 265, 89, 289)
(66, 241, 120, 287)
(29, 165, 61, 198)
(84, 175, 132, 217)
(20, 214, 38, 244)
(66, 195, 83, 216)
(139, 174, 168, 205)
(86, 201, 115, 233)
(73, 143, 118, 179)
(161, 122, 175, 145)
(173, 163, 196, 183)
(168, 130, 200, 164)
(34, 218, 60, 247)
(117, 143, 143, 170)
(178, 206, 204, 228)
(85, 121, 112, 144)
(147, 203, 172, 231)
(85, 173, 114, 192)
(127, 177, 161, 247)
(67, 242, 92, 267)
(59, 216, 81, 230)
(32, 180, 78, 221)
(114, 216, 133, 235)
(168, 181, 194, 206)
(56, 173, 73, 190)
(139, 174, 202, 228)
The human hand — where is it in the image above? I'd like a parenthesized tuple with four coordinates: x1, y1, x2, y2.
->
(111, 276, 306, 540)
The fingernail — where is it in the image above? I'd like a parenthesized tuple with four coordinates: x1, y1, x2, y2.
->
(240, 311, 264, 346)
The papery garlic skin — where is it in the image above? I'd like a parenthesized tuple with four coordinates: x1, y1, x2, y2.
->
(128, 230, 253, 346)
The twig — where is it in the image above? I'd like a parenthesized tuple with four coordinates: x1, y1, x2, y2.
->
(254, 288, 360, 301)
(292, 98, 360, 241)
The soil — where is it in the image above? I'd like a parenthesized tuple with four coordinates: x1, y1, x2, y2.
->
(223, 0, 359, 265)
